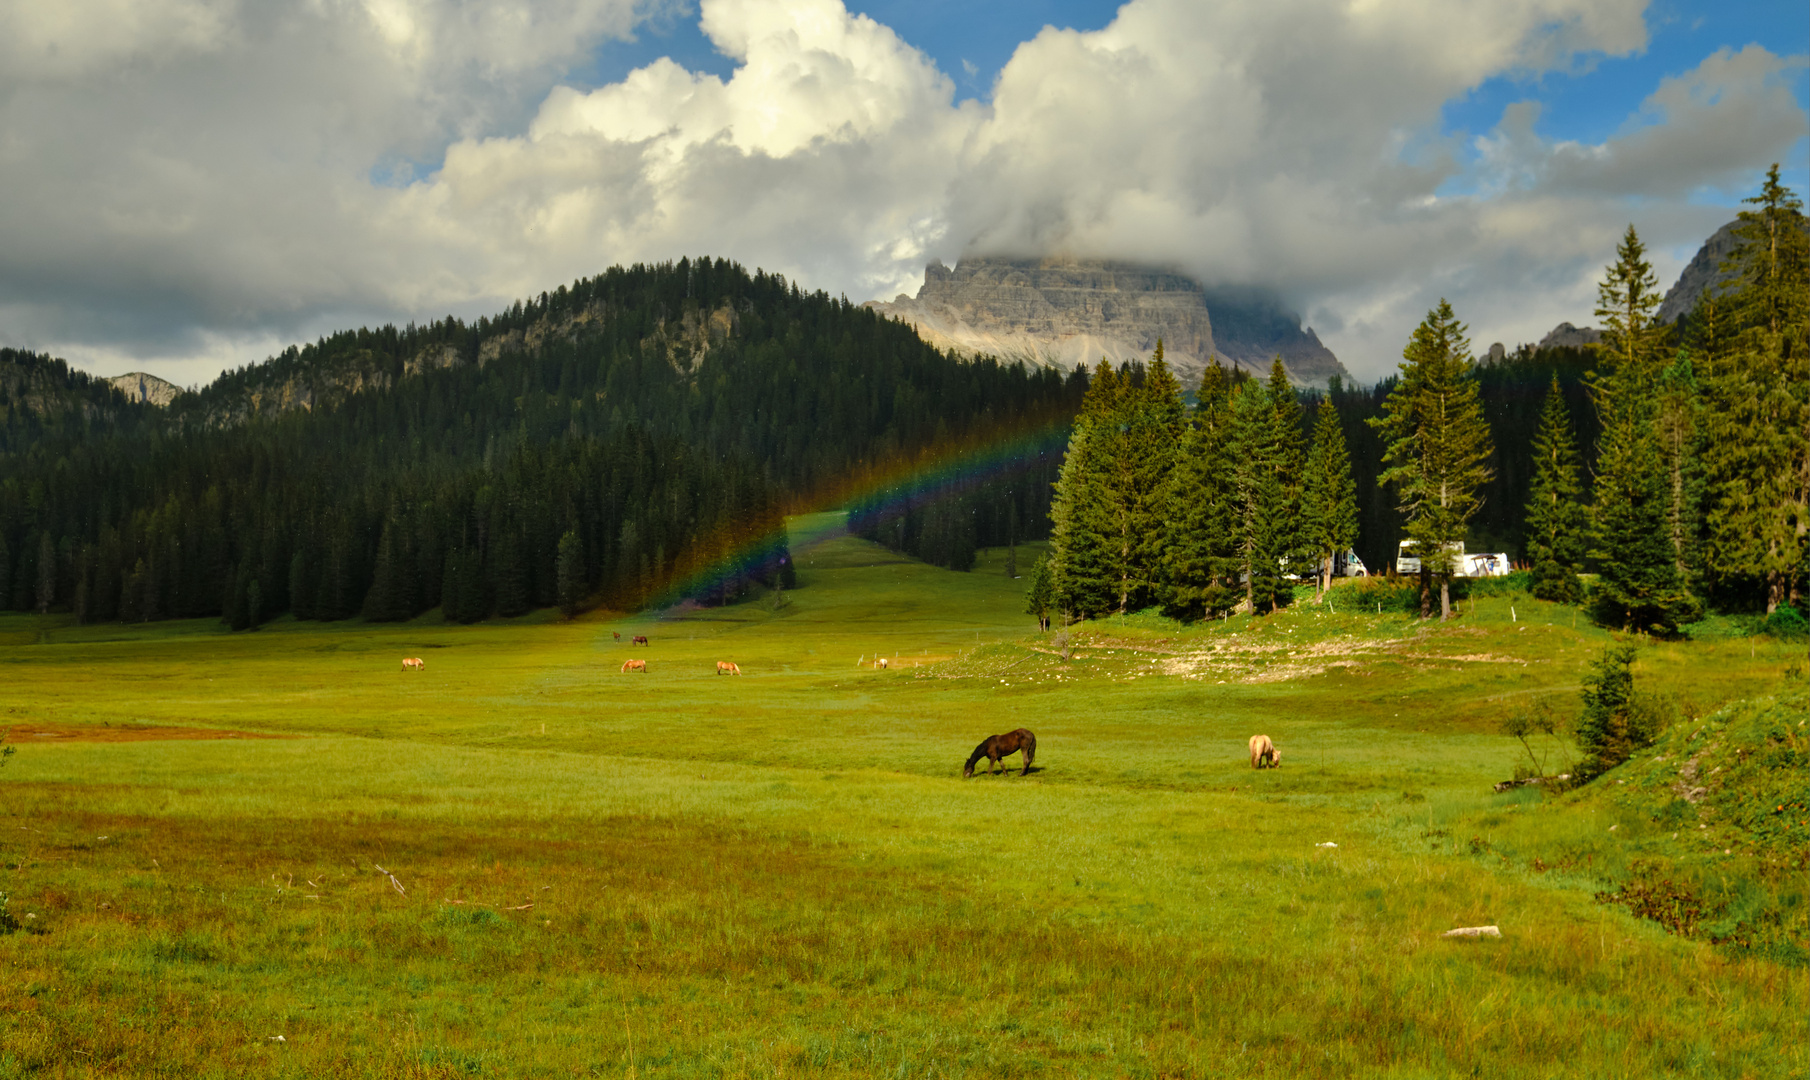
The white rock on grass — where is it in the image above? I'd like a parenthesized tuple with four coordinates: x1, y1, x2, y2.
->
(1441, 925, 1502, 939)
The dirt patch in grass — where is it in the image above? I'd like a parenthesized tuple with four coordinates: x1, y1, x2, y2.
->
(3, 724, 297, 743)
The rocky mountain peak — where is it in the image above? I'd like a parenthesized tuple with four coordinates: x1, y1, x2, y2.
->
(866, 256, 1347, 386)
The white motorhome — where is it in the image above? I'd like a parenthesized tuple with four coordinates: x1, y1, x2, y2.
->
(1396, 540, 1462, 576)
(1332, 549, 1368, 578)
(1396, 540, 1511, 577)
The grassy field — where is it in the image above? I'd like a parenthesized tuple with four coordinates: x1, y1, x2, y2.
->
(1, 512, 1804, 1078)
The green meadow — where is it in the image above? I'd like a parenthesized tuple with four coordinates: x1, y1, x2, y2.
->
(1, 513, 1804, 1078)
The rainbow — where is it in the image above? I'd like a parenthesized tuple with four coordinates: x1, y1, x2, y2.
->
(644, 410, 1076, 612)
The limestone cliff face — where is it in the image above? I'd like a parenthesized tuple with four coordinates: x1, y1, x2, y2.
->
(106, 372, 183, 407)
(865, 257, 1347, 386)
(1656, 220, 1740, 325)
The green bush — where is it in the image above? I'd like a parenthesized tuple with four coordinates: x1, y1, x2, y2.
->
(1760, 604, 1809, 641)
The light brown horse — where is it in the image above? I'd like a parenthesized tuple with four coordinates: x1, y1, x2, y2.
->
(401, 657, 426, 671)
(1249, 734, 1281, 769)
(621, 659, 647, 673)
(964, 728, 1036, 778)
(716, 661, 742, 675)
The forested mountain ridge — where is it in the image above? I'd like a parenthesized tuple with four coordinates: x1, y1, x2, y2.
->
(1, 349, 161, 453)
(0, 258, 1084, 626)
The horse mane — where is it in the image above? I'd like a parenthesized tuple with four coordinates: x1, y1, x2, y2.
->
(965, 739, 994, 768)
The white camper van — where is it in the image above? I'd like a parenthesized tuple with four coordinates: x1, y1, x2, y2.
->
(1396, 540, 1511, 577)
(1396, 540, 1463, 576)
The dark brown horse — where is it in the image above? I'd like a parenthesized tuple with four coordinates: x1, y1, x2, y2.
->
(964, 728, 1036, 778)
(632, 635, 649, 646)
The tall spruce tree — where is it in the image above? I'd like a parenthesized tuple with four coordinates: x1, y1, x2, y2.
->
(1266, 358, 1310, 585)
(1699, 165, 1810, 612)
(1228, 379, 1289, 613)
(1122, 343, 1188, 613)
(556, 529, 585, 619)
(1368, 300, 1495, 620)
(1048, 361, 1123, 619)
(1524, 377, 1588, 603)
(1160, 359, 1238, 619)
(1589, 226, 1696, 633)
(1302, 398, 1358, 600)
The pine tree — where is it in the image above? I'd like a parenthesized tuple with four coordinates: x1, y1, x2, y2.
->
(1368, 300, 1495, 620)
(1575, 642, 1639, 781)
(1023, 555, 1055, 631)
(35, 530, 55, 614)
(1160, 359, 1238, 619)
(556, 529, 585, 618)
(1524, 378, 1587, 603)
(1048, 361, 1123, 619)
(1302, 399, 1358, 600)
(1589, 226, 1696, 633)
(1228, 379, 1288, 613)
(1266, 357, 1310, 585)
(1699, 165, 1810, 612)
(1121, 342, 1187, 613)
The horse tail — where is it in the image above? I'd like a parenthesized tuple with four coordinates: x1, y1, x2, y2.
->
(1021, 731, 1036, 772)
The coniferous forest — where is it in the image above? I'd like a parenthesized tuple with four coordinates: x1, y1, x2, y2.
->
(0, 259, 1081, 626)
(1034, 167, 1807, 633)
(1, 171, 1803, 634)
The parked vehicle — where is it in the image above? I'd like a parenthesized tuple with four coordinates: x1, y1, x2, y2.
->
(1333, 549, 1368, 578)
(1396, 540, 1510, 577)
(1396, 540, 1463, 576)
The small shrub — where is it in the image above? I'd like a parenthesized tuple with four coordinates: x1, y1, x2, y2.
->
(1348, 576, 1419, 614)
(1760, 604, 1809, 641)
(1596, 860, 1712, 938)
(1575, 642, 1653, 782)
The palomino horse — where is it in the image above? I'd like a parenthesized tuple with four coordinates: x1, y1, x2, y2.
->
(964, 728, 1036, 777)
(401, 657, 425, 671)
(716, 661, 742, 675)
(632, 636, 650, 646)
(874, 657, 889, 669)
(621, 659, 647, 673)
(1248, 734, 1281, 769)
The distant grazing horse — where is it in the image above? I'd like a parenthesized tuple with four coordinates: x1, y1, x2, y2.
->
(401, 657, 425, 671)
(1249, 734, 1281, 769)
(875, 657, 889, 669)
(716, 661, 742, 675)
(632, 635, 650, 647)
(613, 632, 621, 641)
(964, 728, 1036, 778)
(621, 659, 647, 673)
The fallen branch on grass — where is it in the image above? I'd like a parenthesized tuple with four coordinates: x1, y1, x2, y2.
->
(373, 864, 405, 895)
(1441, 925, 1501, 939)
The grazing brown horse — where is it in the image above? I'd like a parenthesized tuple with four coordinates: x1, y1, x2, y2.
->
(716, 661, 742, 675)
(1249, 734, 1281, 769)
(621, 659, 647, 673)
(401, 657, 425, 671)
(632, 635, 650, 646)
(613, 632, 621, 641)
(964, 728, 1036, 778)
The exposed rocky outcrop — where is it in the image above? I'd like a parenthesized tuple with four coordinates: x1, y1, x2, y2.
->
(1656, 220, 1741, 325)
(107, 372, 183, 407)
(866, 256, 1347, 386)
(1537, 322, 1601, 350)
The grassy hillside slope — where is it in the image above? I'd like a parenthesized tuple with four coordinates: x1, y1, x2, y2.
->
(0, 515, 1803, 1078)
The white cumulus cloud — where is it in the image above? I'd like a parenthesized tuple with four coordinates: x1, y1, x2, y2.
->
(0, 0, 1803, 385)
